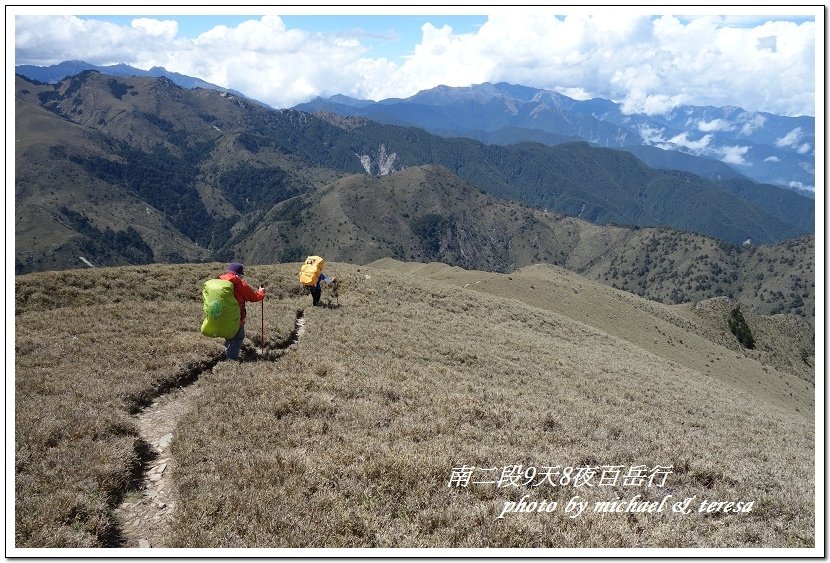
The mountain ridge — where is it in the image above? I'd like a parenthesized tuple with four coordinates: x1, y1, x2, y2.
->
(14, 71, 814, 317)
(244, 164, 814, 318)
(296, 81, 815, 193)
(15, 59, 258, 103)
(15, 62, 814, 192)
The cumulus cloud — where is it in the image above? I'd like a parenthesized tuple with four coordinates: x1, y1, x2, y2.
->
(739, 114, 766, 135)
(697, 118, 734, 132)
(719, 145, 751, 166)
(13, 12, 817, 115)
(757, 35, 777, 52)
(556, 86, 593, 100)
(667, 132, 713, 152)
(771, 129, 812, 156)
(657, 130, 753, 166)
(788, 180, 814, 192)
(624, 93, 690, 116)
(131, 18, 177, 38)
(378, 22, 494, 99)
(775, 127, 803, 147)
(637, 124, 667, 144)
(764, 155, 781, 162)
(181, 16, 374, 104)
(15, 15, 191, 68)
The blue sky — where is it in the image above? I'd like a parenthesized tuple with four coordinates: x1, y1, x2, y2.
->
(13, 9, 820, 118)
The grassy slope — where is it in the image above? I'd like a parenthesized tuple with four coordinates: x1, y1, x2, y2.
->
(14, 101, 209, 272)
(238, 166, 815, 318)
(14, 262, 815, 548)
(371, 259, 815, 391)
(14, 264, 299, 547)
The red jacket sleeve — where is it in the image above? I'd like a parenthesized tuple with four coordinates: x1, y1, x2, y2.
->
(219, 273, 265, 304)
(238, 279, 265, 302)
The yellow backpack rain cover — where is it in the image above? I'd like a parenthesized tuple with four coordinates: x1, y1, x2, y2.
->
(299, 256, 325, 286)
(200, 279, 240, 339)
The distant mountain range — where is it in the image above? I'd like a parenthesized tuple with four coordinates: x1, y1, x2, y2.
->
(15, 59, 260, 104)
(14, 70, 814, 316)
(295, 82, 816, 196)
(16, 62, 815, 198)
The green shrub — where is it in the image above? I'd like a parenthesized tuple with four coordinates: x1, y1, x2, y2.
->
(728, 307, 755, 349)
(411, 213, 451, 255)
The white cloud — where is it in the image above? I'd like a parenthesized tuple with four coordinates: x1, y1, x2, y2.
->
(739, 113, 766, 135)
(719, 145, 751, 166)
(775, 127, 803, 147)
(637, 124, 667, 144)
(650, 129, 764, 171)
(623, 93, 690, 116)
(554, 86, 592, 101)
(170, 16, 376, 106)
(697, 118, 734, 132)
(787, 180, 814, 192)
(15, 15, 188, 67)
(13, 12, 818, 115)
(797, 143, 812, 154)
(131, 18, 177, 38)
(378, 22, 494, 99)
(667, 132, 713, 152)
(764, 155, 781, 162)
(683, 15, 810, 28)
(649, 16, 814, 116)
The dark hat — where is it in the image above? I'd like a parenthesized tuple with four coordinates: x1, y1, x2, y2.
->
(228, 262, 245, 276)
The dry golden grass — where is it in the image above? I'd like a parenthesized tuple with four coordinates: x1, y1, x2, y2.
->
(372, 259, 814, 411)
(14, 263, 298, 547)
(14, 261, 816, 550)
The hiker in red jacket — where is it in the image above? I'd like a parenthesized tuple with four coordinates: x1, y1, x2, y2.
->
(219, 262, 265, 360)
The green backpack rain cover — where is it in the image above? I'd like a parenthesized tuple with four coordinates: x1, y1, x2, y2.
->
(200, 279, 240, 339)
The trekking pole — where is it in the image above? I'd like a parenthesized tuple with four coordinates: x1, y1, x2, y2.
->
(259, 284, 265, 356)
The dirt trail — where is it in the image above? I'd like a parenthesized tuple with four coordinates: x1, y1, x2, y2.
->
(115, 312, 305, 548)
(115, 385, 203, 548)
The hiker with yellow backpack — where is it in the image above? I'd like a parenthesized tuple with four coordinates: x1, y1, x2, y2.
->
(299, 256, 337, 306)
(201, 262, 266, 360)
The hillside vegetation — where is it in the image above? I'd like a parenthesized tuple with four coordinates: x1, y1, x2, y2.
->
(15, 72, 813, 319)
(16, 71, 813, 278)
(249, 165, 814, 318)
(371, 260, 815, 385)
(295, 81, 816, 191)
(14, 261, 814, 549)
